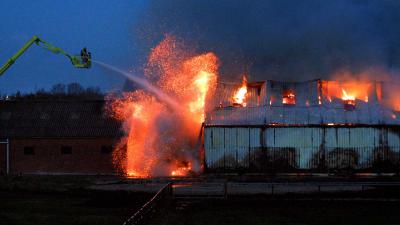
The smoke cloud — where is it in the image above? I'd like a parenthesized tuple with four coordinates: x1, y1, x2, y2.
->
(132, 0, 400, 82)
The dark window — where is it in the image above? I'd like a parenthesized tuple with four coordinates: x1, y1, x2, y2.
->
(101, 145, 113, 154)
(61, 146, 72, 155)
(24, 147, 35, 155)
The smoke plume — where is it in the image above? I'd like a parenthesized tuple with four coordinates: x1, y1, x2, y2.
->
(132, 0, 400, 81)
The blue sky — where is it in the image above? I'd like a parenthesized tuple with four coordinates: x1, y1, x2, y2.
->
(1, 0, 399, 94)
(0, 0, 147, 94)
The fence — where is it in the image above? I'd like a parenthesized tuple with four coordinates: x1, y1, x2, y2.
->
(122, 182, 172, 225)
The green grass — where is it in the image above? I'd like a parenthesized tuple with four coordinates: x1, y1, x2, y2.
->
(0, 175, 153, 225)
(3, 175, 400, 225)
(0, 190, 153, 225)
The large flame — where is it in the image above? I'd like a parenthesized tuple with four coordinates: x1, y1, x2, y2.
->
(233, 76, 248, 106)
(110, 35, 218, 177)
(322, 80, 371, 103)
(112, 92, 164, 177)
(341, 88, 355, 101)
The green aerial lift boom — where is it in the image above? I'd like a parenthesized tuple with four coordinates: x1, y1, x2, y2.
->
(0, 35, 91, 76)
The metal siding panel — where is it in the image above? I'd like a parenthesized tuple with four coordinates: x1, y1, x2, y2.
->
(264, 128, 274, 147)
(337, 128, 350, 148)
(237, 128, 250, 167)
(249, 128, 261, 148)
(204, 128, 212, 169)
(224, 128, 237, 168)
(260, 83, 267, 106)
(268, 128, 311, 148)
(388, 128, 400, 148)
(204, 128, 214, 168)
(205, 126, 400, 171)
(349, 128, 370, 148)
(249, 128, 262, 169)
(206, 127, 225, 169)
(311, 128, 322, 147)
(325, 128, 337, 148)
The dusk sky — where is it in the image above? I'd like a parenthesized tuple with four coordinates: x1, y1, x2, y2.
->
(0, 0, 147, 94)
(1, 0, 399, 94)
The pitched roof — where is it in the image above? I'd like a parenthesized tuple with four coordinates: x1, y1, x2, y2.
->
(0, 100, 123, 138)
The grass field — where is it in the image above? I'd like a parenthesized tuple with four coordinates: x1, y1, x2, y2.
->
(2, 175, 400, 225)
(0, 176, 152, 225)
(151, 197, 400, 225)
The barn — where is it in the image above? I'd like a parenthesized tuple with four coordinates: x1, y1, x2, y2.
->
(204, 79, 400, 173)
(0, 100, 121, 175)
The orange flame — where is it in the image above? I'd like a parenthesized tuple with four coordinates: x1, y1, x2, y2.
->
(322, 80, 370, 103)
(233, 76, 248, 106)
(341, 88, 355, 101)
(110, 35, 218, 177)
(282, 90, 296, 105)
(171, 162, 192, 176)
(111, 91, 164, 177)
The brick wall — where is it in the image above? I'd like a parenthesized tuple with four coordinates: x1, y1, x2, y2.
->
(9, 138, 119, 174)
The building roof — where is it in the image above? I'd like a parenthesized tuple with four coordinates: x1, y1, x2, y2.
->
(0, 100, 123, 138)
(205, 79, 400, 126)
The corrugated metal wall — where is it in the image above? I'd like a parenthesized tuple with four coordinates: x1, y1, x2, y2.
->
(206, 105, 400, 125)
(204, 126, 400, 172)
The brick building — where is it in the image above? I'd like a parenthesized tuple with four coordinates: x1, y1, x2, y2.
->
(0, 100, 122, 175)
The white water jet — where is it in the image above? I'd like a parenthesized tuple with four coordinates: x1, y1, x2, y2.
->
(93, 60, 179, 108)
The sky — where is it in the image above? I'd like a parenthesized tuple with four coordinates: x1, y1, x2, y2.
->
(0, 0, 147, 94)
(134, 0, 400, 82)
(1, 0, 399, 94)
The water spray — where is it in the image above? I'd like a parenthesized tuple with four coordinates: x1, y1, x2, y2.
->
(93, 60, 179, 109)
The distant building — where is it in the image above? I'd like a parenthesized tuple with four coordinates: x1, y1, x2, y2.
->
(0, 100, 122, 175)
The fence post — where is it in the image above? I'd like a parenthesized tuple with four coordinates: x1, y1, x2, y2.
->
(169, 182, 173, 197)
(224, 181, 228, 199)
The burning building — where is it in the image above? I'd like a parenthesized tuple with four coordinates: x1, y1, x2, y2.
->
(204, 79, 400, 173)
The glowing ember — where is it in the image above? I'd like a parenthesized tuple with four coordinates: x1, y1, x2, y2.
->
(233, 76, 248, 107)
(282, 90, 296, 105)
(110, 35, 218, 177)
(171, 162, 192, 176)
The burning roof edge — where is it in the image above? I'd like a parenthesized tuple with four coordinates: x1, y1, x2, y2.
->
(206, 79, 400, 126)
